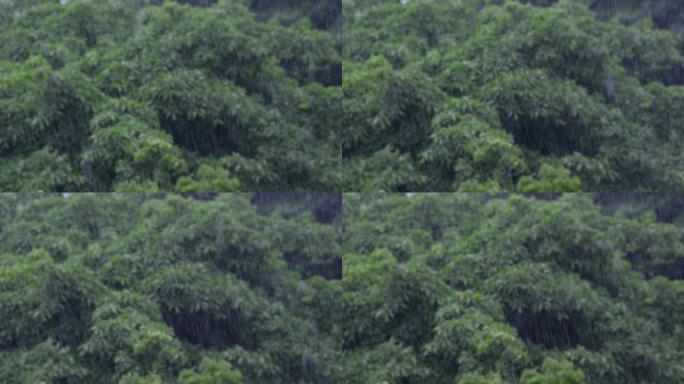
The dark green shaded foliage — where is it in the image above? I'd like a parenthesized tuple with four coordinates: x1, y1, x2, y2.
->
(252, 0, 342, 34)
(0, 0, 340, 191)
(342, 193, 684, 383)
(343, 0, 684, 191)
(0, 193, 342, 383)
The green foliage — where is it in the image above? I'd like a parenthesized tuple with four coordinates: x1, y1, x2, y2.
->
(516, 164, 582, 192)
(0, 193, 341, 383)
(175, 164, 240, 192)
(0, 249, 104, 349)
(343, 0, 684, 191)
(0, 147, 85, 191)
(0, 338, 86, 384)
(252, 0, 341, 31)
(178, 357, 242, 384)
(0, 55, 102, 156)
(457, 372, 506, 384)
(520, 357, 585, 384)
(118, 373, 163, 384)
(0, 0, 340, 191)
(83, 98, 189, 191)
(343, 193, 684, 383)
(2, 193, 684, 383)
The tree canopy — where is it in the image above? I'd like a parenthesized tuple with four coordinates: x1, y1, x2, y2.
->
(3, 0, 684, 192)
(0, 193, 342, 383)
(342, 0, 684, 191)
(341, 193, 684, 383)
(0, 0, 341, 191)
(2, 192, 683, 382)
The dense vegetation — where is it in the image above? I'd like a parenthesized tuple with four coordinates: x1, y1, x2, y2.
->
(342, 193, 684, 383)
(0, 0, 341, 191)
(0, 193, 342, 383)
(5, 0, 684, 192)
(343, 0, 684, 191)
(2, 192, 683, 383)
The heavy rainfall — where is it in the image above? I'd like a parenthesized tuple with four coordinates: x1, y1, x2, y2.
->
(0, 193, 343, 383)
(342, 0, 684, 191)
(0, 0, 341, 192)
(2, 1, 684, 384)
(1, 193, 683, 383)
(341, 193, 684, 383)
